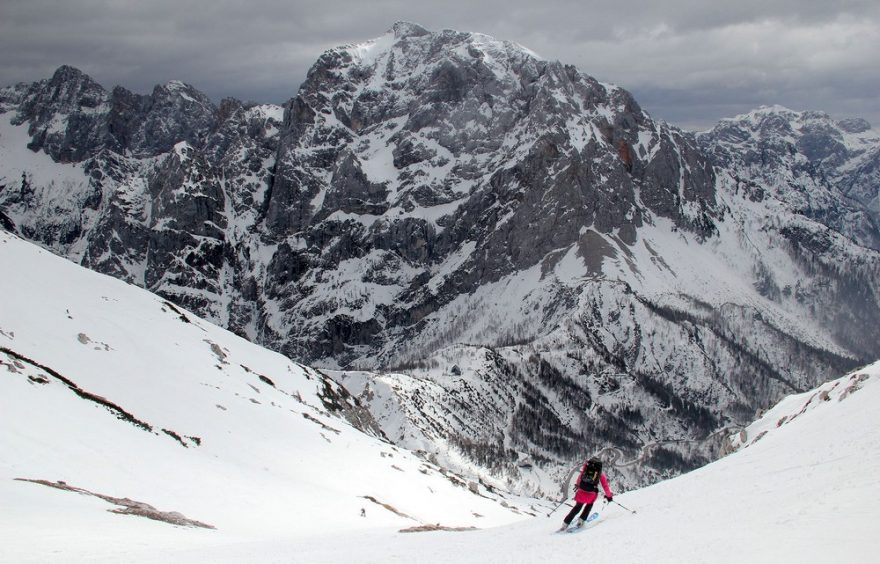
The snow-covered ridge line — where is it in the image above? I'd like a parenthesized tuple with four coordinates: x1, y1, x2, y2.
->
(730, 362, 880, 450)
(339, 21, 544, 65)
(714, 104, 877, 134)
(1, 346, 175, 441)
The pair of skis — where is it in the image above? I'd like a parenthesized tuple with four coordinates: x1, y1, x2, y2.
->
(558, 511, 600, 534)
(554, 499, 636, 534)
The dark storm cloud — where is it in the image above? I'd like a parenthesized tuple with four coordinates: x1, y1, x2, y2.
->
(1, 0, 877, 129)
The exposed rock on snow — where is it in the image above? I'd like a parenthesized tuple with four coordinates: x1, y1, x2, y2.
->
(729, 366, 877, 451)
(15, 479, 216, 529)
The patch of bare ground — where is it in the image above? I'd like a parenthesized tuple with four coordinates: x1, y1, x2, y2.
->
(358, 496, 477, 533)
(15, 478, 215, 529)
(360, 495, 415, 520)
(399, 524, 478, 533)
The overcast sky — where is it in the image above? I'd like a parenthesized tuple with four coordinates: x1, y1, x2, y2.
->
(1, 0, 877, 130)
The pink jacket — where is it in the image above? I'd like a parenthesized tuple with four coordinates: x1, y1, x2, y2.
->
(574, 470, 613, 504)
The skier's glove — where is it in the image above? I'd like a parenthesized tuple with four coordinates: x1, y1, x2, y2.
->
(605, 495, 613, 502)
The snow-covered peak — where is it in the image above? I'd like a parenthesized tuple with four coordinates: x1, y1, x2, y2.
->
(324, 22, 545, 83)
(152, 79, 212, 107)
(700, 103, 880, 182)
(699, 101, 880, 248)
(710, 104, 878, 144)
(721, 104, 841, 125)
(389, 21, 429, 38)
(340, 22, 544, 71)
(164, 79, 190, 90)
(745, 103, 812, 120)
(711, 105, 808, 142)
(19, 65, 110, 117)
(342, 23, 431, 63)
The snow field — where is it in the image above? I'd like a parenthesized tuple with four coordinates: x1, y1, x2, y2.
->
(0, 232, 532, 562)
(146, 362, 879, 563)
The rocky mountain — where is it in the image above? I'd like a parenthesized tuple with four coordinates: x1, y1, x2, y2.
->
(2, 22, 879, 494)
(698, 107, 880, 359)
(698, 105, 880, 251)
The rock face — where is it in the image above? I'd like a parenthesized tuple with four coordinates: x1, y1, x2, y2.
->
(259, 23, 719, 365)
(698, 105, 880, 252)
(2, 24, 879, 493)
(697, 107, 880, 361)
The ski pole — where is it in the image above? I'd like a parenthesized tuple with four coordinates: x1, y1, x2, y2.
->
(546, 498, 569, 517)
(611, 499, 637, 514)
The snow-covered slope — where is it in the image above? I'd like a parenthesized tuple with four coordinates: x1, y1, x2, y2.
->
(5, 287, 878, 564)
(0, 230, 533, 562)
(270, 362, 880, 563)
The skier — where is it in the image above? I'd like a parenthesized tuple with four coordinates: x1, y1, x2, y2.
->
(559, 456, 613, 531)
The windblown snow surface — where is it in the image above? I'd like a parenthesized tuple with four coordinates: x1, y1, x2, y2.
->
(1, 230, 878, 563)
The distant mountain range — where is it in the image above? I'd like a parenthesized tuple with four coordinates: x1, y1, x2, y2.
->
(2, 22, 879, 492)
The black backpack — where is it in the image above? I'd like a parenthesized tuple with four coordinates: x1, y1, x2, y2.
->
(577, 458, 602, 491)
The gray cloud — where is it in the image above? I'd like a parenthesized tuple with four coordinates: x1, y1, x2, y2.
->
(1, 0, 877, 129)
